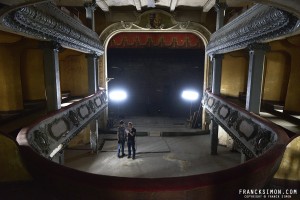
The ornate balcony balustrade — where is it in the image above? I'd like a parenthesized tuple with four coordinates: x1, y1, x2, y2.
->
(17, 89, 107, 159)
(203, 90, 289, 159)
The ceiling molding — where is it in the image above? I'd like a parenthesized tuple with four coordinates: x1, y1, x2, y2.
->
(0, 2, 103, 55)
(206, 4, 299, 55)
(170, 0, 178, 12)
(248, 0, 300, 18)
(96, 0, 109, 12)
(203, 0, 216, 12)
(107, 32, 204, 49)
(133, 0, 142, 11)
(99, 9, 211, 47)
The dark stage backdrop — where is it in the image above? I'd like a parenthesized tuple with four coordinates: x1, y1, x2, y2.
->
(107, 48, 204, 117)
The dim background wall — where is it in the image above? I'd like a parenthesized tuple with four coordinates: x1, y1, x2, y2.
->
(60, 50, 88, 97)
(0, 44, 23, 111)
(269, 36, 300, 114)
(220, 51, 248, 97)
(20, 49, 45, 101)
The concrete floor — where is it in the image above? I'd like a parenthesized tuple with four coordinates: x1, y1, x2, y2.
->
(64, 116, 241, 178)
(64, 113, 300, 178)
(64, 135, 241, 178)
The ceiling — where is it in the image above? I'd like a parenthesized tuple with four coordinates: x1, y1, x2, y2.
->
(0, 0, 251, 12)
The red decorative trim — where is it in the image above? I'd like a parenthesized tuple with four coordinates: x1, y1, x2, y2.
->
(108, 33, 203, 49)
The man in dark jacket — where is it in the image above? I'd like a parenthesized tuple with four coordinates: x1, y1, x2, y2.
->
(126, 122, 136, 159)
(117, 120, 126, 158)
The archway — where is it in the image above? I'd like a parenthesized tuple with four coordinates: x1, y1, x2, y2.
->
(99, 9, 211, 123)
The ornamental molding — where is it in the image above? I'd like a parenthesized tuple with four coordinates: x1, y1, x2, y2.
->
(206, 4, 299, 55)
(0, 2, 103, 55)
(18, 90, 108, 159)
(107, 32, 204, 49)
(247, 42, 271, 52)
(203, 91, 280, 158)
(99, 9, 211, 47)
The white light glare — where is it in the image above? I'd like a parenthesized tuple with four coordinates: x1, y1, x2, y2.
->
(181, 90, 199, 101)
(109, 90, 127, 101)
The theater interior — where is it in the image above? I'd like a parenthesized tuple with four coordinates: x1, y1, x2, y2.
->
(0, 0, 300, 199)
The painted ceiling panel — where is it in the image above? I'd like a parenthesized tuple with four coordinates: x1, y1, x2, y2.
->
(177, 0, 208, 7)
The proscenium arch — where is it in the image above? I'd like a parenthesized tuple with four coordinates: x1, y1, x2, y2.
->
(99, 9, 211, 125)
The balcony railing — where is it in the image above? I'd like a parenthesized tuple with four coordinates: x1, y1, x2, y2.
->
(203, 90, 289, 159)
(14, 90, 290, 199)
(17, 89, 107, 159)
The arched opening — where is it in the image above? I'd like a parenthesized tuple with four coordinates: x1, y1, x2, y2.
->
(107, 32, 205, 118)
(99, 10, 211, 124)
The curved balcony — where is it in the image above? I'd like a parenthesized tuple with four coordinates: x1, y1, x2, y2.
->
(15, 90, 290, 199)
(17, 89, 108, 160)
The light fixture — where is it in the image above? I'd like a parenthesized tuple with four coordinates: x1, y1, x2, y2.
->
(181, 90, 199, 101)
(109, 90, 127, 102)
(181, 90, 199, 118)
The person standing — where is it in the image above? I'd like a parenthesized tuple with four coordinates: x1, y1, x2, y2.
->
(127, 122, 136, 160)
(117, 120, 126, 158)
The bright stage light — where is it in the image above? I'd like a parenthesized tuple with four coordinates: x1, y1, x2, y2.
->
(109, 90, 127, 102)
(181, 90, 199, 101)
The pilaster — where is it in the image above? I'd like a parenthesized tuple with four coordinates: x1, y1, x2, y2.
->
(214, 2, 227, 30)
(246, 43, 270, 114)
(210, 118, 219, 155)
(84, 1, 96, 31)
(86, 53, 99, 95)
(211, 54, 223, 95)
(43, 42, 62, 112)
(86, 53, 99, 153)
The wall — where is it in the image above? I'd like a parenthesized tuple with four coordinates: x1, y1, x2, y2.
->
(219, 36, 300, 115)
(221, 51, 248, 97)
(262, 51, 290, 101)
(59, 50, 91, 145)
(0, 45, 23, 111)
(20, 49, 45, 101)
(269, 36, 300, 113)
(60, 50, 88, 97)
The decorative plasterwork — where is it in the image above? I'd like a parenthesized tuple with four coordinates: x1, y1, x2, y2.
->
(99, 9, 211, 47)
(0, 2, 103, 55)
(203, 91, 278, 158)
(18, 90, 108, 159)
(206, 4, 299, 55)
(107, 32, 204, 49)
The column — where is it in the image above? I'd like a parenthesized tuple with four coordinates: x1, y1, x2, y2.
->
(87, 53, 99, 154)
(210, 54, 224, 155)
(85, 1, 99, 154)
(43, 42, 61, 112)
(241, 43, 269, 163)
(208, 1, 227, 155)
(43, 42, 63, 164)
(210, 118, 219, 155)
(87, 54, 98, 94)
(246, 43, 270, 114)
(84, 1, 96, 31)
(214, 1, 227, 31)
(211, 54, 223, 95)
